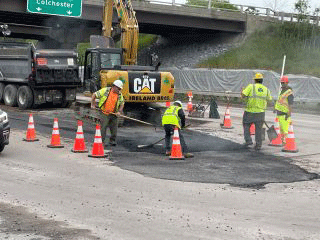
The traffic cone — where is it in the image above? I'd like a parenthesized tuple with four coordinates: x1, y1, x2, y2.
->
(89, 124, 111, 158)
(220, 106, 233, 129)
(169, 127, 185, 160)
(282, 121, 298, 153)
(166, 101, 171, 107)
(23, 114, 39, 142)
(71, 120, 88, 153)
(250, 123, 255, 135)
(47, 118, 64, 148)
(268, 117, 283, 147)
(187, 91, 193, 112)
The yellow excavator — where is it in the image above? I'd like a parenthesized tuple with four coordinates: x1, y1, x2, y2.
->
(81, 0, 175, 123)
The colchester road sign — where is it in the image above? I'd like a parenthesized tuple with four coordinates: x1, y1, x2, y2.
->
(27, 0, 82, 17)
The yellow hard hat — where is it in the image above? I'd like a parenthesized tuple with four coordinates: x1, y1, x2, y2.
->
(254, 73, 263, 80)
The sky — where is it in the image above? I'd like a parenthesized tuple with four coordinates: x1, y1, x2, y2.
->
(229, 0, 320, 13)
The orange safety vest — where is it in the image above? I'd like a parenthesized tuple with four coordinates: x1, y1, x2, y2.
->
(102, 89, 119, 115)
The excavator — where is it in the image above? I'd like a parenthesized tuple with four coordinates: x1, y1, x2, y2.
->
(78, 0, 175, 124)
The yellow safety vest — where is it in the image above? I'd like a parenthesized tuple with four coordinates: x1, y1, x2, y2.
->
(95, 87, 124, 112)
(242, 83, 272, 113)
(275, 89, 293, 113)
(162, 106, 181, 128)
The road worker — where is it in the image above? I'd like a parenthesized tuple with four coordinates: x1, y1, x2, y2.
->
(274, 75, 294, 144)
(241, 73, 272, 150)
(162, 100, 194, 158)
(91, 80, 125, 146)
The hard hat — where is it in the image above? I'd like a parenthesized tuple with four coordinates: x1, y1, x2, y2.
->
(113, 80, 123, 89)
(174, 100, 182, 107)
(280, 75, 289, 83)
(254, 73, 263, 80)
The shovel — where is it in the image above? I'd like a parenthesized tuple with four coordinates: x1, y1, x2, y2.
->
(137, 137, 165, 149)
(137, 124, 192, 149)
(264, 121, 278, 141)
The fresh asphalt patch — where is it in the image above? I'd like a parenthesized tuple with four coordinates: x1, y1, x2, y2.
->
(114, 130, 319, 189)
(6, 107, 319, 189)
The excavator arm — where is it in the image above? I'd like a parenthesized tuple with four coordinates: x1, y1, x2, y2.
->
(102, 0, 139, 65)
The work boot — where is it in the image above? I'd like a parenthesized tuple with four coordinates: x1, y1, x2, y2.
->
(242, 142, 253, 148)
(109, 141, 117, 146)
(184, 153, 194, 158)
(254, 145, 261, 151)
(165, 151, 171, 156)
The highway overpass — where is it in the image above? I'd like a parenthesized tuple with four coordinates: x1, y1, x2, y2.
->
(0, 0, 247, 48)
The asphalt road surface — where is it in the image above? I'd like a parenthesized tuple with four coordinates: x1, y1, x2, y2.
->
(0, 104, 320, 239)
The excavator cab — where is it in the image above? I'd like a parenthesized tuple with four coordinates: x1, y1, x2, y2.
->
(84, 47, 123, 92)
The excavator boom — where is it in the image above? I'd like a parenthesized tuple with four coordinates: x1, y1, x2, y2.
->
(102, 0, 139, 65)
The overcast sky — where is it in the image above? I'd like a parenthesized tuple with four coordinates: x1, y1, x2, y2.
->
(229, 0, 320, 13)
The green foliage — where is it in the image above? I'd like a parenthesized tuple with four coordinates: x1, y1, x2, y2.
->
(137, 34, 158, 50)
(197, 22, 320, 77)
(295, 0, 310, 22)
(186, 0, 238, 10)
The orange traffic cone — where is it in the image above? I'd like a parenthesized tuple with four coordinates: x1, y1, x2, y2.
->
(23, 114, 39, 142)
(250, 123, 255, 135)
(220, 106, 233, 129)
(269, 117, 283, 147)
(89, 124, 111, 158)
(166, 101, 171, 107)
(187, 91, 193, 112)
(169, 127, 185, 160)
(71, 120, 88, 153)
(282, 121, 298, 153)
(47, 118, 64, 148)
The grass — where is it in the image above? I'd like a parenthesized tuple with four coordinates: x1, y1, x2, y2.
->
(197, 22, 320, 77)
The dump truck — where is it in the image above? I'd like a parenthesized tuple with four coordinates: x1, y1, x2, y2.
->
(79, 0, 175, 124)
(0, 41, 81, 109)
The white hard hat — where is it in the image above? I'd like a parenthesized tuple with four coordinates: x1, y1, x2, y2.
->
(174, 100, 182, 107)
(113, 80, 123, 89)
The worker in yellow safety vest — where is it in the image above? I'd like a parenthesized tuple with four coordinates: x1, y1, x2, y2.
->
(274, 75, 294, 144)
(241, 73, 273, 150)
(91, 80, 125, 146)
(162, 100, 194, 158)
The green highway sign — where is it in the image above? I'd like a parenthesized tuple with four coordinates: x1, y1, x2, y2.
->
(27, 0, 82, 17)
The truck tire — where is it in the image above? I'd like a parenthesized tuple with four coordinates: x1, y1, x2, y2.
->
(3, 84, 18, 107)
(0, 143, 5, 153)
(17, 86, 33, 109)
(0, 83, 5, 102)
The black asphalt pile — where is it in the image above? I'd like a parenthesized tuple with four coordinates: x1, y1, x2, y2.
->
(115, 131, 319, 189)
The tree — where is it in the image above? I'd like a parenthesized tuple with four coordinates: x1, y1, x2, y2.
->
(295, 0, 310, 22)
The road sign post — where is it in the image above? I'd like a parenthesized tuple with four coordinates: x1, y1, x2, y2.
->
(27, 0, 82, 17)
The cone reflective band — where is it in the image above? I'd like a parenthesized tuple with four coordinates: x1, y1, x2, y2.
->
(23, 114, 39, 142)
(89, 124, 111, 158)
(221, 107, 233, 129)
(47, 118, 64, 148)
(282, 121, 298, 153)
(269, 117, 283, 147)
(169, 127, 185, 160)
(72, 120, 88, 153)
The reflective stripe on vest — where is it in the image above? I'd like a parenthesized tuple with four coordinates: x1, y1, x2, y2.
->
(275, 89, 293, 113)
(245, 84, 269, 112)
(162, 106, 181, 128)
(96, 87, 124, 112)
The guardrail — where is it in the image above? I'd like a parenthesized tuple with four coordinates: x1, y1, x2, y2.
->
(84, 0, 320, 25)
